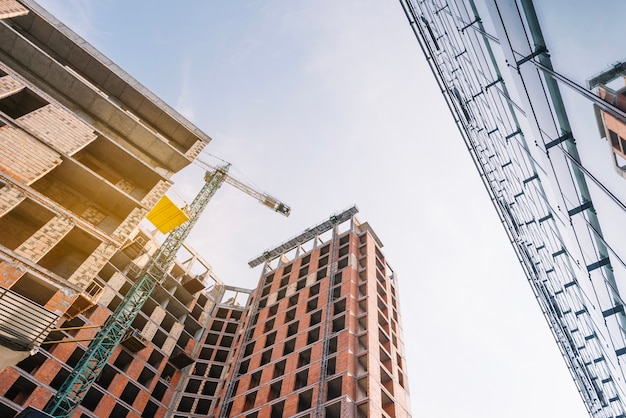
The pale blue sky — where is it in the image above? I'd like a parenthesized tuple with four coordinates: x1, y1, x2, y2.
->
(36, 1, 589, 416)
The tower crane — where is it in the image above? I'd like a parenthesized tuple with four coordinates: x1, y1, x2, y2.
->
(42, 162, 290, 418)
(194, 158, 291, 217)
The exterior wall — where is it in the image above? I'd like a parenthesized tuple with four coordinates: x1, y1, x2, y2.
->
(170, 304, 249, 416)
(400, 0, 626, 416)
(208, 218, 411, 418)
(0, 229, 225, 417)
(0, 210, 412, 418)
(0, 1, 209, 363)
(0, 1, 27, 19)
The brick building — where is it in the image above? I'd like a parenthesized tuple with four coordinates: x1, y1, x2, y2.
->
(0, 0, 208, 385)
(589, 63, 626, 180)
(0, 224, 245, 418)
(170, 207, 411, 418)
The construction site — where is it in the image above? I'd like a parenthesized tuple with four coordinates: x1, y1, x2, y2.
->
(0, 1, 412, 417)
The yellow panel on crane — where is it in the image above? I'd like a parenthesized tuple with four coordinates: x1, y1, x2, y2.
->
(146, 195, 189, 234)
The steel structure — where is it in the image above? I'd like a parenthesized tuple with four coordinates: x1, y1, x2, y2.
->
(315, 216, 341, 418)
(399, 0, 626, 416)
(42, 164, 289, 417)
(195, 158, 291, 217)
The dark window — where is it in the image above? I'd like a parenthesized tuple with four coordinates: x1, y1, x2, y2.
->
(244, 391, 257, 411)
(273, 359, 286, 378)
(260, 349, 272, 366)
(310, 310, 322, 326)
(215, 349, 229, 362)
(298, 349, 311, 368)
(268, 380, 282, 401)
(307, 327, 320, 344)
(295, 369, 309, 389)
(239, 359, 250, 374)
(283, 338, 296, 355)
(270, 400, 285, 418)
(297, 388, 313, 412)
(120, 382, 140, 405)
(208, 365, 224, 378)
(250, 371, 262, 389)
(266, 331, 277, 347)
(244, 341, 255, 357)
(609, 129, 621, 148)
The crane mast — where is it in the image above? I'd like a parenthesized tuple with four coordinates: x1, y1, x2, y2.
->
(44, 166, 231, 417)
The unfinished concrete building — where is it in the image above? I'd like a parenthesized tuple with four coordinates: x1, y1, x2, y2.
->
(175, 207, 411, 418)
(0, 0, 209, 372)
(0, 225, 244, 417)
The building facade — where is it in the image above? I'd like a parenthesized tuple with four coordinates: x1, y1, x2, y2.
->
(0, 0, 216, 415)
(0, 0, 209, 369)
(209, 207, 411, 418)
(0, 226, 240, 418)
(399, 0, 626, 416)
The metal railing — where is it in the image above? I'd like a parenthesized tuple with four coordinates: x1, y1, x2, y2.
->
(0, 286, 59, 351)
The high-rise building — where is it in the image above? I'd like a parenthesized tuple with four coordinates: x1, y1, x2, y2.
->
(172, 206, 411, 418)
(0, 0, 209, 372)
(399, 1, 626, 416)
(0, 225, 238, 418)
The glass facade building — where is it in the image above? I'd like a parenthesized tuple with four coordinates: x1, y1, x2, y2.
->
(399, 1, 626, 417)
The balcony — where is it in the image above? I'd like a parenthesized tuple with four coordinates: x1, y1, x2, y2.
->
(0, 286, 59, 351)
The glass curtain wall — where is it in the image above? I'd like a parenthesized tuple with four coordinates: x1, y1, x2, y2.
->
(399, 0, 626, 416)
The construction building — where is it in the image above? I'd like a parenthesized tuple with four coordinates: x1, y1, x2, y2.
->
(0, 0, 212, 414)
(1, 206, 411, 418)
(0, 225, 242, 418)
(399, 1, 626, 417)
(172, 206, 411, 418)
(0, 3, 412, 418)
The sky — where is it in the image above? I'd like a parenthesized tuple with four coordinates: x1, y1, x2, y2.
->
(35, 1, 589, 416)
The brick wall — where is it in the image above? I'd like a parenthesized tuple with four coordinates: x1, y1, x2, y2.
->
(112, 207, 147, 243)
(68, 242, 117, 289)
(0, 75, 23, 99)
(0, 186, 25, 217)
(0, 125, 62, 185)
(0, 0, 28, 19)
(184, 139, 207, 160)
(80, 205, 107, 225)
(14, 216, 74, 262)
(141, 179, 171, 209)
(0, 261, 24, 288)
(18, 104, 98, 156)
(43, 288, 77, 313)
